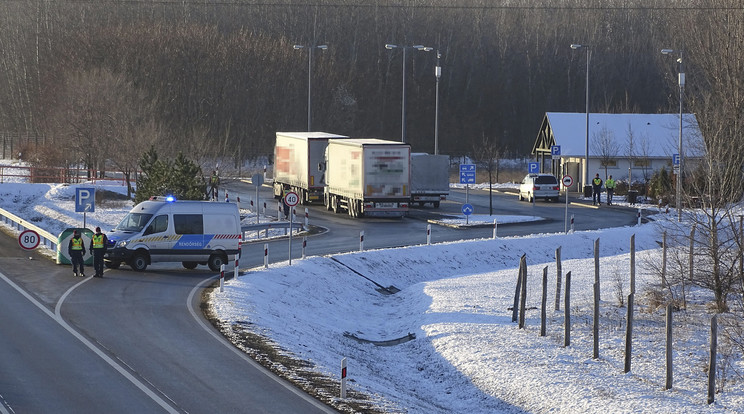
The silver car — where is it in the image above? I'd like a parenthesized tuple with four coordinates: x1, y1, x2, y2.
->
(518, 173, 560, 202)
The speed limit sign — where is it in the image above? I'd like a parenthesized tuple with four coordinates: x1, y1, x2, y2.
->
(284, 191, 300, 207)
(19, 229, 40, 250)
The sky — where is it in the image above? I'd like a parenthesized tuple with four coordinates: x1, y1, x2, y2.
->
(0, 162, 742, 414)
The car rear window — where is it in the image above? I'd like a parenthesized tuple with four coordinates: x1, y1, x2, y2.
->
(535, 176, 558, 184)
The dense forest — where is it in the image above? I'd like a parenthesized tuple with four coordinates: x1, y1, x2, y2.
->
(0, 0, 741, 174)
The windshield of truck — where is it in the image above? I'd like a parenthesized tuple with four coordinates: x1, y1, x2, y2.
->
(114, 213, 153, 232)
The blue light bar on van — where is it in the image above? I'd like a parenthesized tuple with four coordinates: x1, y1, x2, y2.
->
(165, 195, 176, 202)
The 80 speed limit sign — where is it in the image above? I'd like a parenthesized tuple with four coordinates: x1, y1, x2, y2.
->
(19, 229, 40, 250)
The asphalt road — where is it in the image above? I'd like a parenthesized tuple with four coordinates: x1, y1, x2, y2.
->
(0, 181, 640, 413)
(0, 229, 335, 413)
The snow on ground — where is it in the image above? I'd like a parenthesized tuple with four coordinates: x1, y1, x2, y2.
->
(0, 166, 742, 413)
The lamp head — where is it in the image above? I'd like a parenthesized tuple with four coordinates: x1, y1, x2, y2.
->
(317, 45, 328, 50)
(660, 49, 674, 55)
(570, 44, 583, 50)
(385, 44, 397, 49)
(293, 45, 304, 50)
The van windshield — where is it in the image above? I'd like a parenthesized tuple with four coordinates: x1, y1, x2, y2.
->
(115, 213, 153, 232)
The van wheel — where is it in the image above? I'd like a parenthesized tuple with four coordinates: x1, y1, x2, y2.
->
(129, 252, 149, 271)
(208, 253, 228, 272)
(105, 261, 121, 269)
(182, 261, 198, 270)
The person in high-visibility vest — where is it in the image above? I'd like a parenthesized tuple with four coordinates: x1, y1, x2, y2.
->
(89, 226, 109, 278)
(68, 230, 87, 277)
(592, 173, 603, 205)
(605, 175, 616, 206)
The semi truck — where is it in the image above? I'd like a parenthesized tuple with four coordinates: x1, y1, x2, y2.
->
(410, 153, 450, 207)
(324, 139, 411, 218)
(273, 132, 349, 204)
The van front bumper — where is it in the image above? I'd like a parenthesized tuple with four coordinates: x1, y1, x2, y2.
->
(104, 248, 134, 263)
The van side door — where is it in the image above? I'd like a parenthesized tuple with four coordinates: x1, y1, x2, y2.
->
(142, 214, 172, 262)
(171, 214, 205, 261)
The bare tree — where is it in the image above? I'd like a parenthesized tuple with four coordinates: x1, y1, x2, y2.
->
(471, 134, 503, 216)
(591, 126, 620, 179)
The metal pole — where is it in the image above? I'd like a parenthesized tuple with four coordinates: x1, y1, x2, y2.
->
(307, 47, 312, 131)
(435, 51, 441, 155)
(401, 46, 407, 143)
(677, 52, 684, 222)
(584, 49, 590, 193)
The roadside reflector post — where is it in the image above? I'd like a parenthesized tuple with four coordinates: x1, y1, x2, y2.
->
(263, 201, 267, 219)
(302, 237, 307, 259)
(305, 208, 309, 228)
(264, 243, 269, 269)
(493, 219, 498, 239)
(234, 241, 241, 279)
(637, 207, 642, 226)
(359, 230, 364, 252)
(426, 224, 431, 245)
(340, 357, 347, 399)
(219, 264, 225, 292)
(570, 214, 575, 233)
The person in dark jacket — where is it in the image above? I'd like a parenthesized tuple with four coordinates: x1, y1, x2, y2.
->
(592, 173, 603, 205)
(89, 227, 108, 278)
(68, 230, 86, 277)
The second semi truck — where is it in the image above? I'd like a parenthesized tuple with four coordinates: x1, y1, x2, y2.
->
(324, 139, 411, 218)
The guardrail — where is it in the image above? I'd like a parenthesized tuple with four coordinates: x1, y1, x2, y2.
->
(241, 221, 304, 240)
(0, 207, 58, 251)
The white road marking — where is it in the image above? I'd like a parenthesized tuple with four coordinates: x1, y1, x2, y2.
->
(0, 271, 179, 414)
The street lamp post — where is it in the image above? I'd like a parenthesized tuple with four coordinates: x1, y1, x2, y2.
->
(385, 43, 433, 143)
(571, 44, 591, 196)
(661, 48, 684, 222)
(293, 44, 328, 131)
(434, 50, 441, 155)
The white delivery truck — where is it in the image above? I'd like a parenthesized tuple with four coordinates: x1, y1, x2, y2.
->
(273, 132, 349, 204)
(324, 138, 411, 218)
(410, 153, 450, 207)
(104, 197, 242, 271)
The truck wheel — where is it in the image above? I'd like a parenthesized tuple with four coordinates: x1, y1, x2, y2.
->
(433, 201, 440, 208)
(104, 261, 121, 269)
(129, 252, 149, 271)
(182, 261, 198, 270)
(208, 253, 228, 272)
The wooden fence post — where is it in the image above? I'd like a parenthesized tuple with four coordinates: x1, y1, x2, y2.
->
(512, 254, 525, 323)
(540, 266, 548, 336)
(519, 259, 528, 329)
(707, 315, 718, 404)
(555, 246, 562, 311)
(593, 282, 600, 359)
(564, 271, 571, 347)
(662, 231, 668, 288)
(630, 234, 636, 294)
(624, 293, 634, 373)
(665, 304, 673, 390)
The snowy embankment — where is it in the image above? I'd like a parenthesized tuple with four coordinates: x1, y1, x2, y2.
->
(211, 218, 743, 414)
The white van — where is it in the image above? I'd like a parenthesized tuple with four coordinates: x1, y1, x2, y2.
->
(104, 197, 242, 271)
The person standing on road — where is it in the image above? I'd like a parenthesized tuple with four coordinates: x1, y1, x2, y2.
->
(68, 230, 86, 277)
(90, 226, 108, 278)
(592, 173, 603, 205)
(209, 170, 220, 201)
(605, 175, 616, 205)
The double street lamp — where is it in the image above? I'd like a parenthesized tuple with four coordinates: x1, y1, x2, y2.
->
(570, 44, 591, 195)
(661, 48, 684, 222)
(293, 44, 328, 131)
(385, 43, 433, 143)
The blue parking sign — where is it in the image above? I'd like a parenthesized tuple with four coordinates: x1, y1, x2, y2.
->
(551, 145, 561, 156)
(672, 153, 680, 165)
(528, 162, 539, 174)
(75, 187, 95, 213)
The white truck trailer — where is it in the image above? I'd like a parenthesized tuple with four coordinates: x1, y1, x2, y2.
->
(410, 153, 450, 207)
(273, 132, 348, 204)
(324, 139, 411, 218)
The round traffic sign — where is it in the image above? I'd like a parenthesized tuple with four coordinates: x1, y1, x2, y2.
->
(562, 175, 574, 187)
(284, 191, 300, 207)
(19, 229, 40, 250)
(461, 203, 474, 216)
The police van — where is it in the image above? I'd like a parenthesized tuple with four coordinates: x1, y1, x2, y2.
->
(104, 196, 242, 271)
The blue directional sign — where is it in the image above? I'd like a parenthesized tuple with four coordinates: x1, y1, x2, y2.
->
(528, 162, 540, 174)
(461, 203, 474, 216)
(551, 145, 561, 158)
(672, 153, 680, 166)
(75, 187, 95, 213)
(459, 164, 476, 184)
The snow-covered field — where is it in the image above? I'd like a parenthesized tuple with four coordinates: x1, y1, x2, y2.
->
(0, 162, 742, 413)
